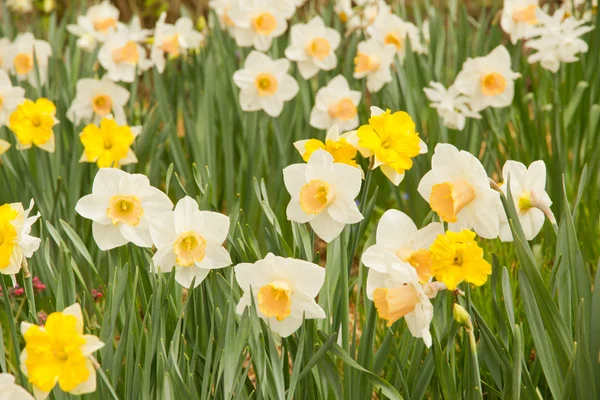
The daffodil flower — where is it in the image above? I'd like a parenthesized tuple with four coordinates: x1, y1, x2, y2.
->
(356, 106, 427, 186)
(0, 200, 40, 282)
(150, 196, 232, 288)
(9, 98, 59, 153)
(309, 75, 361, 131)
(75, 168, 173, 250)
(501, 0, 540, 44)
(150, 12, 204, 73)
(79, 117, 140, 168)
(293, 124, 359, 168)
(66, 0, 122, 52)
(235, 253, 326, 337)
(3, 33, 52, 88)
(98, 31, 153, 83)
(353, 39, 396, 93)
(0, 70, 25, 128)
(20, 303, 104, 400)
(67, 76, 130, 125)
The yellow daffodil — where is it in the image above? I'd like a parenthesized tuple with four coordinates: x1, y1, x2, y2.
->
(9, 98, 58, 153)
(20, 303, 104, 399)
(429, 230, 491, 290)
(356, 106, 427, 185)
(0, 200, 40, 281)
(294, 124, 359, 168)
(79, 118, 140, 168)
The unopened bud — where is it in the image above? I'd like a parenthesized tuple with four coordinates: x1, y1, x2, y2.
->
(453, 303, 472, 330)
(423, 281, 447, 299)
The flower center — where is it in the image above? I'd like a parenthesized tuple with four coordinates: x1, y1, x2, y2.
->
(384, 32, 403, 50)
(107, 195, 144, 226)
(481, 72, 507, 96)
(512, 5, 538, 24)
(252, 12, 277, 35)
(430, 180, 476, 223)
(31, 115, 42, 127)
(373, 285, 420, 327)
(257, 280, 292, 321)
(112, 41, 140, 64)
(92, 94, 113, 116)
(160, 34, 180, 56)
(354, 52, 380, 73)
(306, 37, 331, 60)
(299, 179, 333, 214)
(254, 73, 278, 96)
(453, 247, 464, 265)
(173, 231, 207, 267)
(93, 17, 117, 33)
(14, 53, 34, 75)
(328, 98, 357, 120)
(518, 192, 533, 212)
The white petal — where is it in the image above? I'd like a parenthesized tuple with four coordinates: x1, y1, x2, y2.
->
(309, 211, 345, 243)
(92, 222, 129, 250)
(176, 266, 210, 288)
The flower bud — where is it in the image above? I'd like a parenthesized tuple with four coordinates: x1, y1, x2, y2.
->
(453, 303, 472, 330)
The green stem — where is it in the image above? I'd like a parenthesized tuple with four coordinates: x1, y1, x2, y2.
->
(0, 276, 24, 384)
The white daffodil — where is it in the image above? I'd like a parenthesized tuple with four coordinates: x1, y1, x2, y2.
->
(0, 69, 26, 127)
(284, 16, 341, 79)
(150, 196, 231, 288)
(98, 31, 153, 83)
(228, 0, 294, 52)
(209, 0, 238, 33)
(372, 267, 437, 348)
(67, 77, 130, 125)
(309, 75, 361, 131)
(233, 51, 299, 117)
(3, 33, 52, 88)
(235, 253, 326, 337)
(353, 38, 396, 93)
(66, 0, 122, 52)
(362, 209, 444, 298)
(6, 0, 33, 13)
(283, 149, 363, 243)
(499, 160, 552, 242)
(75, 168, 173, 250)
(525, 8, 593, 73)
(500, 0, 540, 44)
(151, 12, 204, 73)
(367, 13, 421, 63)
(423, 81, 481, 131)
(417, 143, 501, 239)
(344, 0, 391, 31)
(20, 303, 104, 400)
(293, 124, 360, 169)
(0, 373, 34, 400)
(122, 16, 154, 43)
(0, 200, 41, 282)
(454, 45, 521, 112)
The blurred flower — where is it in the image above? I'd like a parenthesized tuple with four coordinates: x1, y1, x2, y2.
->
(3, 33, 52, 88)
(21, 303, 104, 399)
(42, 0, 54, 13)
(423, 82, 481, 131)
(560, 0, 597, 21)
(235, 253, 325, 337)
(353, 38, 396, 93)
(150, 196, 232, 289)
(501, 0, 540, 44)
(0, 200, 40, 282)
(98, 32, 153, 83)
(9, 98, 58, 152)
(362, 210, 444, 299)
(0, 38, 10, 70)
(294, 124, 359, 168)
(122, 16, 153, 43)
(309, 75, 361, 131)
(32, 276, 46, 293)
(66, 0, 122, 52)
(372, 268, 436, 347)
(12, 285, 25, 296)
(79, 118, 140, 168)
(498, 160, 552, 241)
(418, 144, 501, 238)
(283, 149, 363, 242)
(430, 229, 491, 290)
(334, 0, 353, 23)
(233, 51, 299, 117)
(454, 45, 521, 112)
(91, 287, 103, 301)
(284, 16, 341, 79)
(228, 0, 294, 52)
(75, 168, 173, 250)
(0, 373, 34, 400)
(525, 8, 594, 73)
(6, 0, 33, 13)
(151, 12, 204, 73)
(356, 106, 427, 186)
(342, 0, 391, 30)
(368, 13, 422, 63)
(209, 0, 237, 32)
(37, 311, 47, 325)
(67, 77, 130, 125)
(0, 69, 26, 127)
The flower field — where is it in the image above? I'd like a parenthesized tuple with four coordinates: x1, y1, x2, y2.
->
(0, 0, 599, 399)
